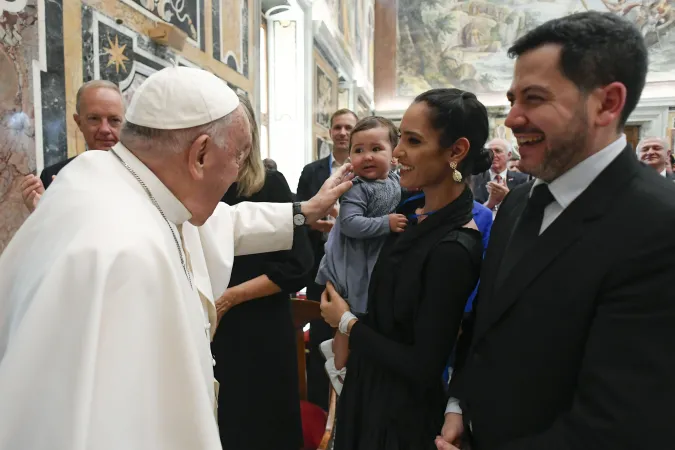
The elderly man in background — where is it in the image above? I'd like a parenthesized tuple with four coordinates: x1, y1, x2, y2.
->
(471, 138, 528, 213)
(0, 67, 351, 450)
(637, 136, 674, 179)
(19, 80, 125, 212)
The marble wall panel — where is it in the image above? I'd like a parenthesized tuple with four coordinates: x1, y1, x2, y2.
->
(121, 0, 205, 50)
(213, 0, 251, 77)
(0, 0, 64, 254)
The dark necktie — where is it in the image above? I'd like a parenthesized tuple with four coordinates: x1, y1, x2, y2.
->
(496, 183, 555, 284)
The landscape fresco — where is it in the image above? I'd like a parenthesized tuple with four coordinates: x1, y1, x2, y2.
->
(397, 0, 675, 96)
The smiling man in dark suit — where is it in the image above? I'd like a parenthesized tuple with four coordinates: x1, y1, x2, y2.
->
(19, 80, 124, 212)
(471, 138, 528, 212)
(297, 108, 358, 409)
(438, 11, 675, 450)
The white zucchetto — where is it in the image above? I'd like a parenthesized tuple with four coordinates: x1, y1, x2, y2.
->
(125, 66, 240, 130)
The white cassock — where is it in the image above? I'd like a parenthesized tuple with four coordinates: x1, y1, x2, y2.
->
(0, 143, 293, 450)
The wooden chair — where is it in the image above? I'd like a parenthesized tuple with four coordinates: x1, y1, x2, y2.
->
(290, 299, 338, 450)
(317, 387, 337, 449)
(291, 298, 322, 401)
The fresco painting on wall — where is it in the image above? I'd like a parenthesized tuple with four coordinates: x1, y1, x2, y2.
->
(316, 65, 334, 129)
(396, 0, 675, 97)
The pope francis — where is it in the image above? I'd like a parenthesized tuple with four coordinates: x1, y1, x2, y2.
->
(0, 67, 352, 450)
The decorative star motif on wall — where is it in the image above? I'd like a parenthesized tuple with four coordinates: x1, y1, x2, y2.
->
(103, 34, 129, 73)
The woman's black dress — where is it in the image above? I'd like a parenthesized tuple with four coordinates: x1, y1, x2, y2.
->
(334, 187, 483, 450)
(212, 170, 314, 450)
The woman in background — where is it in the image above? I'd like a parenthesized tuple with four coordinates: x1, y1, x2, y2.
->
(212, 94, 314, 450)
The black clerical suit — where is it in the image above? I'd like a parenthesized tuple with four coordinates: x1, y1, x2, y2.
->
(451, 145, 675, 450)
(40, 156, 77, 189)
(471, 169, 528, 204)
(296, 155, 332, 410)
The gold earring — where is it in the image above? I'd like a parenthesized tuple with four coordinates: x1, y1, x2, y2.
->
(450, 161, 463, 183)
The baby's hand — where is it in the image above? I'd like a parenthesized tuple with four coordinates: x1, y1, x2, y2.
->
(388, 214, 408, 233)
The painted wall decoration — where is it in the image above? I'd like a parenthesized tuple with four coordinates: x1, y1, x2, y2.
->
(0, 0, 254, 254)
(367, 3, 374, 82)
(82, 7, 175, 104)
(316, 135, 334, 159)
(123, 0, 204, 50)
(213, 0, 251, 77)
(316, 65, 335, 129)
(356, 95, 370, 119)
(395, 0, 675, 97)
(320, 0, 374, 89)
(313, 48, 338, 161)
(338, 85, 350, 109)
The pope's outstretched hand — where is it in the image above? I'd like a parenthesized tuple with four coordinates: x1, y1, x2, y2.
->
(300, 163, 353, 224)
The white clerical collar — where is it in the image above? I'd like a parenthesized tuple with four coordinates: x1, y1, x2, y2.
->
(111, 143, 192, 225)
(532, 134, 627, 209)
(489, 168, 507, 181)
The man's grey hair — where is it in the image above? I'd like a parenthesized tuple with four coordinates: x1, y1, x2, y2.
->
(119, 113, 235, 154)
(486, 137, 512, 153)
(636, 136, 669, 153)
(76, 80, 122, 114)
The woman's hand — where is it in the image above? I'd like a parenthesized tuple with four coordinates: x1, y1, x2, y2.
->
(320, 282, 350, 328)
(215, 287, 242, 323)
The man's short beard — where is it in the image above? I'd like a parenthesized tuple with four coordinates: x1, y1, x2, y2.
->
(529, 107, 589, 183)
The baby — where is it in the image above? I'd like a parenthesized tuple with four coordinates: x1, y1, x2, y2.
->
(315, 116, 406, 393)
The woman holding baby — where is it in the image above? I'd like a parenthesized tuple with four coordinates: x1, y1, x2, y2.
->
(320, 88, 492, 449)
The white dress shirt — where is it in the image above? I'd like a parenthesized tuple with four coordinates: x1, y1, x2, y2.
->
(445, 134, 627, 416)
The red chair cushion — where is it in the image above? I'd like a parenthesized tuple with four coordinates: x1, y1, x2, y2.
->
(300, 400, 327, 449)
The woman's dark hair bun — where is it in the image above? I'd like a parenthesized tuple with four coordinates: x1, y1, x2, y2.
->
(414, 88, 490, 179)
(470, 146, 493, 175)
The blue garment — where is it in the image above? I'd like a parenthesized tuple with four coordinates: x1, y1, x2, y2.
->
(465, 201, 493, 312)
(446, 201, 492, 386)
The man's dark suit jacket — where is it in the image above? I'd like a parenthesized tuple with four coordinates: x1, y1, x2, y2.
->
(40, 156, 77, 189)
(451, 146, 675, 450)
(296, 155, 331, 301)
(296, 155, 332, 410)
(471, 169, 529, 204)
